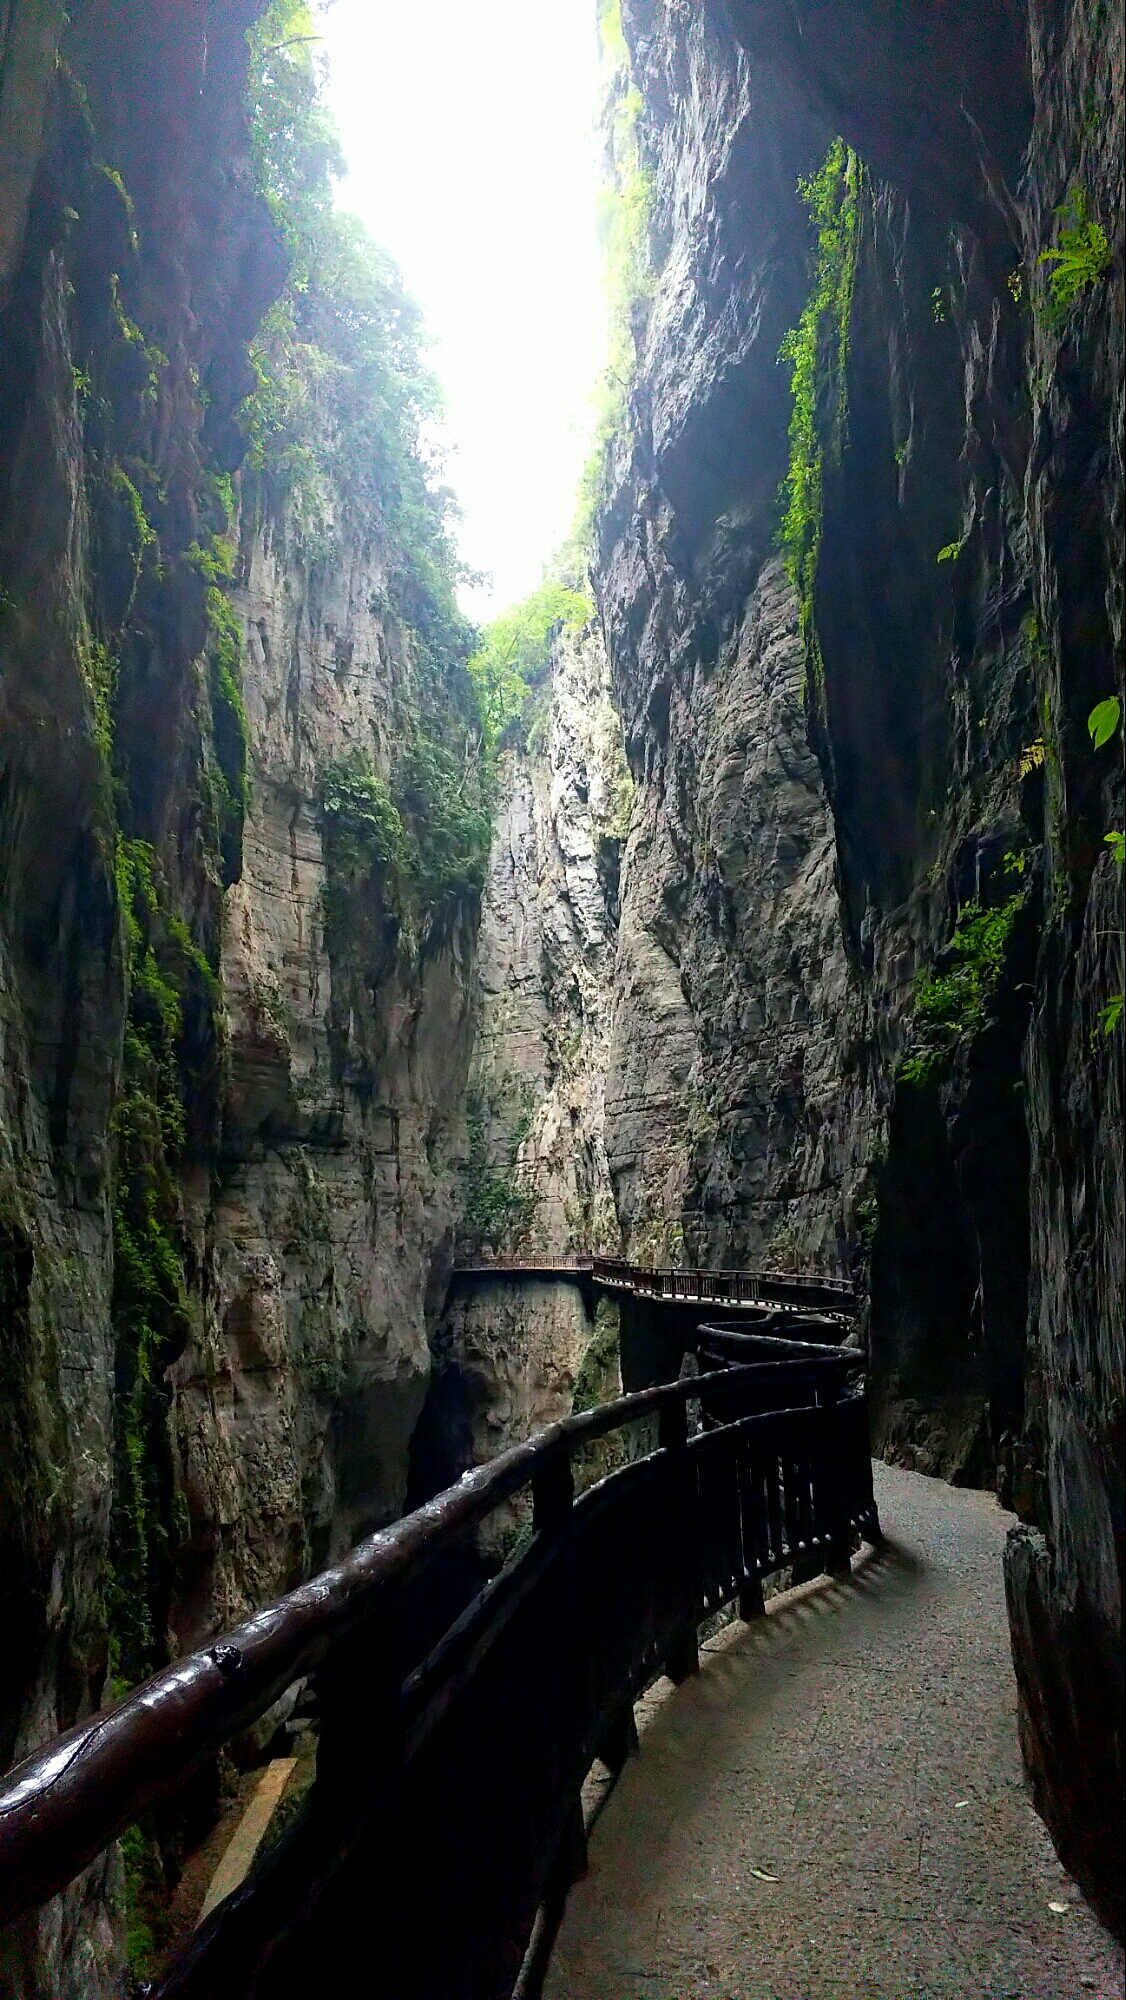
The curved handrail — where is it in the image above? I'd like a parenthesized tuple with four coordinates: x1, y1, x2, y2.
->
(0, 1345, 849, 1925)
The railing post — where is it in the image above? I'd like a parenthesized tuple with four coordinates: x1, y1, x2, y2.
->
(596, 1703, 639, 1778)
(532, 1449, 575, 1536)
(659, 1398, 699, 1684)
(819, 1370, 854, 1578)
(738, 1575, 766, 1621)
(531, 1449, 586, 1887)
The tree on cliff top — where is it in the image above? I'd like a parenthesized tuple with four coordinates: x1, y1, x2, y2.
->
(243, 0, 471, 681)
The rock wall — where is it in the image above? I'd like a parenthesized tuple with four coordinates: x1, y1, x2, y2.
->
(1, 2, 280, 1988)
(411, 622, 629, 1504)
(597, 6, 880, 1274)
(603, 0, 1123, 1938)
(0, 4, 483, 1989)
(167, 514, 479, 1650)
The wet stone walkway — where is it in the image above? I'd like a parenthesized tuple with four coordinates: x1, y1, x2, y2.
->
(543, 1463, 1124, 2000)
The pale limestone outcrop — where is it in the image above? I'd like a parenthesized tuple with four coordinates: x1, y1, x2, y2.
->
(456, 619, 627, 1265)
(411, 623, 629, 1496)
(604, 554, 873, 1271)
(166, 523, 477, 1649)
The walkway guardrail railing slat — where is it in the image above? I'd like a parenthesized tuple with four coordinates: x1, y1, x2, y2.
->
(0, 1331, 877, 1999)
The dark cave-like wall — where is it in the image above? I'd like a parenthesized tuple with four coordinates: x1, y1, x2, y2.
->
(602, 0, 1123, 1937)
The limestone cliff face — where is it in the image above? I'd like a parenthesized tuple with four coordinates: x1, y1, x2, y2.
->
(165, 516, 478, 1650)
(0, 4, 482, 1988)
(596, 5, 883, 1280)
(605, 0, 1123, 1937)
(410, 623, 627, 1502)
(1, 2, 280, 1989)
(605, 552, 874, 1273)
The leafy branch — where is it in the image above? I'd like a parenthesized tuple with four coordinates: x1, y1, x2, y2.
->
(1037, 187, 1112, 329)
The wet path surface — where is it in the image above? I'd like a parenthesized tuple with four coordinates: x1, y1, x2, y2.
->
(544, 1463, 1124, 2000)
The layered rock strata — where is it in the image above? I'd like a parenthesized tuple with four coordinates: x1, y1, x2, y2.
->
(605, 0, 1123, 1936)
(167, 517, 479, 1648)
(411, 623, 629, 1507)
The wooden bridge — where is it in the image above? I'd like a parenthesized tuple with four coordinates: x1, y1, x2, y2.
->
(0, 1322, 875, 1997)
(450, 1254, 858, 1321)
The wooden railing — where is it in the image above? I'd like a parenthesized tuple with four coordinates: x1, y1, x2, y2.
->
(450, 1254, 859, 1317)
(0, 1333, 877, 1999)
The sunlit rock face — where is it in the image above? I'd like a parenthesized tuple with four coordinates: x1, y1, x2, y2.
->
(411, 622, 628, 1499)
(609, 0, 1123, 1939)
(167, 519, 478, 1650)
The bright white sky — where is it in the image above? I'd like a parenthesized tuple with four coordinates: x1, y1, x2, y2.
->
(320, 0, 605, 620)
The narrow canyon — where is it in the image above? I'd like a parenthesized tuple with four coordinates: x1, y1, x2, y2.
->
(0, 0, 1121, 1992)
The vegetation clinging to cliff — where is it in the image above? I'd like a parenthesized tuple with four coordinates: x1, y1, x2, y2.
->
(572, 0, 654, 538)
(468, 581, 592, 753)
(244, 0, 470, 674)
(109, 843, 205, 1683)
(247, 1, 495, 947)
(778, 138, 862, 673)
(898, 886, 1029, 1088)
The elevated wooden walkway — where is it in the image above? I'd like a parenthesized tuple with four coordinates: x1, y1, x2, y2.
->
(449, 1254, 858, 1320)
(0, 1329, 874, 1997)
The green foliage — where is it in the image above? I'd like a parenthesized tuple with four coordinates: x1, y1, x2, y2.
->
(1088, 695, 1121, 749)
(119, 1823, 169, 1983)
(321, 738, 492, 947)
(1105, 831, 1125, 867)
(461, 1095, 539, 1254)
(395, 732, 493, 918)
(203, 586, 249, 885)
(246, 0, 343, 268)
(915, 898, 1024, 1034)
(105, 463, 156, 625)
(1097, 994, 1124, 1037)
(467, 581, 592, 752)
(108, 843, 212, 1682)
(243, 0, 470, 678)
(898, 892, 1028, 1089)
(321, 754, 405, 875)
(78, 635, 119, 764)
(1037, 187, 1112, 327)
(936, 541, 960, 564)
(777, 139, 862, 664)
(570, 0, 654, 542)
(107, 274, 165, 400)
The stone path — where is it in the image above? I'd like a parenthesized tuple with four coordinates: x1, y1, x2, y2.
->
(543, 1462, 1125, 2000)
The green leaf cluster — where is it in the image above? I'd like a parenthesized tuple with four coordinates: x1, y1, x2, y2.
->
(321, 740, 493, 947)
(1088, 695, 1121, 749)
(778, 139, 862, 663)
(321, 755, 405, 877)
(1037, 187, 1112, 329)
(898, 892, 1026, 1088)
(467, 581, 592, 753)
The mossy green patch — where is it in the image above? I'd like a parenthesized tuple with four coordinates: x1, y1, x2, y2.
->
(778, 138, 862, 695)
(898, 890, 1027, 1090)
(107, 843, 216, 1681)
(460, 1094, 540, 1255)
